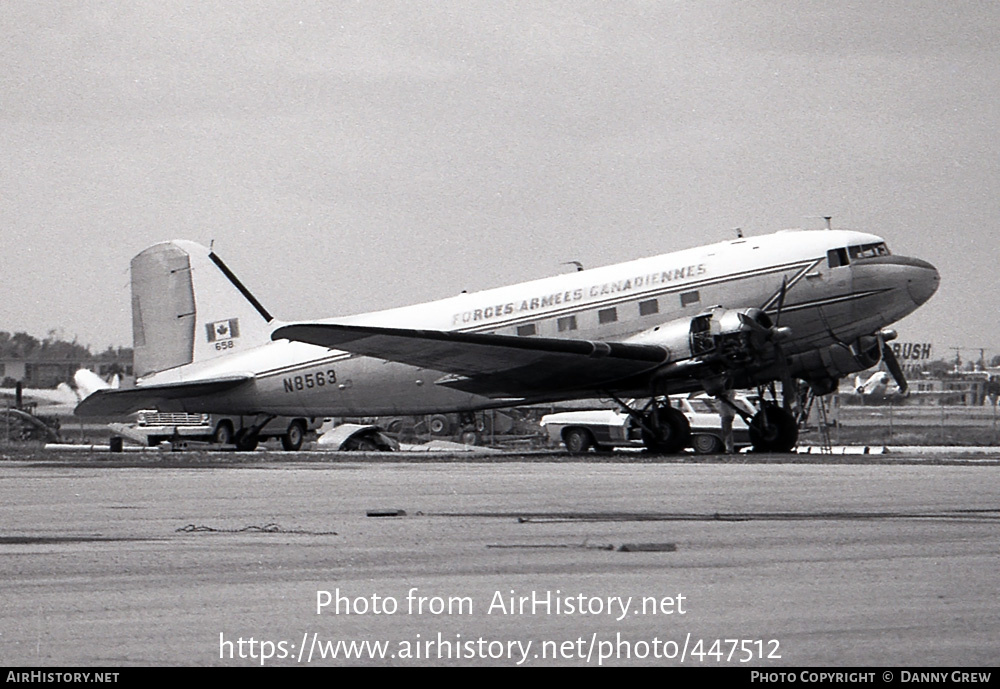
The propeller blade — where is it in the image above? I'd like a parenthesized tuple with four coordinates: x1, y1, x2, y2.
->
(881, 340, 908, 394)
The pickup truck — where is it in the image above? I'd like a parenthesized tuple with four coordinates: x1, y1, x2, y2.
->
(116, 411, 323, 450)
(540, 395, 756, 454)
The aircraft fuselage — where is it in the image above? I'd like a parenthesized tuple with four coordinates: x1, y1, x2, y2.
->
(136, 229, 938, 417)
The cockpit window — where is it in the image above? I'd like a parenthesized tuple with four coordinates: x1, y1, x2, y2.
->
(828, 242, 890, 268)
(848, 242, 890, 259)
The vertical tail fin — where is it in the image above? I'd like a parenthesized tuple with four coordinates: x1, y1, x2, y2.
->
(73, 369, 111, 399)
(131, 241, 274, 378)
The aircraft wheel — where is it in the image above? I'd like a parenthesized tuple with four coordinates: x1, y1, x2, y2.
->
(641, 406, 691, 454)
(234, 429, 259, 452)
(692, 433, 723, 454)
(281, 421, 306, 451)
(212, 421, 234, 445)
(562, 428, 593, 454)
(749, 404, 798, 453)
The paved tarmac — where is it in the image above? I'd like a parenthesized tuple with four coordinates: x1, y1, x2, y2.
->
(0, 453, 998, 667)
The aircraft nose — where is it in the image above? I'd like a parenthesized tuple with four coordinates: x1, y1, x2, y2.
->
(905, 257, 940, 305)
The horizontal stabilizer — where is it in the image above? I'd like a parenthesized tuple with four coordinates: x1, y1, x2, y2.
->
(272, 323, 668, 397)
(73, 374, 254, 417)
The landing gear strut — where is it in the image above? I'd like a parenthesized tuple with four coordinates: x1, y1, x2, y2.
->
(608, 394, 691, 454)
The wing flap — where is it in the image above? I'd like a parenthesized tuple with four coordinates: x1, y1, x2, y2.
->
(74, 374, 254, 417)
(272, 323, 668, 397)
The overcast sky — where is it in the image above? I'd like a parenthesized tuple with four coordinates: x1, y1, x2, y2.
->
(2, 1, 998, 365)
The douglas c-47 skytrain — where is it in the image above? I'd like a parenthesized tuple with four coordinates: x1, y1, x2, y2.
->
(75, 228, 939, 452)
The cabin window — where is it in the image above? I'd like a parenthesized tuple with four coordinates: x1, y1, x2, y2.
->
(557, 315, 577, 332)
(680, 291, 700, 307)
(598, 307, 617, 324)
(517, 324, 536, 337)
(827, 248, 849, 268)
(639, 299, 659, 316)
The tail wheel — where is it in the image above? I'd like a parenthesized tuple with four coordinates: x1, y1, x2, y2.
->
(749, 403, 798, 452)
(281, 420, 306, 451)
(562, 428, 593, 454)
(212, 421, 234, 445)
(234, 429, 259, 452)
(641, 406, 691, 454)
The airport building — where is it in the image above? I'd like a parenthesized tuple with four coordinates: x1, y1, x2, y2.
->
(0, 357, 133, 389)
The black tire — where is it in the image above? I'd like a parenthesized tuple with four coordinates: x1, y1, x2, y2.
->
(641, 406, 691, 454)
(749, 403, 798, 452)
(234, 430, 259, 452)
(562, 428, 593, 454)
(281, 421, 306, 451)
(692, 433, 723, 454)
(212, 421, 234, 445)
(428, 414, 451, 436)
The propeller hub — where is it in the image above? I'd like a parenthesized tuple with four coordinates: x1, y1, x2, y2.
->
(771, 326, 792, 343)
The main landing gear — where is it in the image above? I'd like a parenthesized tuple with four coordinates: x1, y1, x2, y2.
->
(611, 396, 691, 454)
(747, 402, 798, 453)
(737, 379, 799, 453)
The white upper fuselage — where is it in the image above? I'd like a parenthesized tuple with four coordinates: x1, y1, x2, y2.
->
(139, 229, 939, 416)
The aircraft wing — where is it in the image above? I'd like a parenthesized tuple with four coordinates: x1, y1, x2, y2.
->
(73, 374, 254, 417)
(272, 323, 670, 397)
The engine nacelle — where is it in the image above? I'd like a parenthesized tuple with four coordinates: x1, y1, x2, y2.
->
(789, 335, 882, 383)
(626, 306, 781, 367)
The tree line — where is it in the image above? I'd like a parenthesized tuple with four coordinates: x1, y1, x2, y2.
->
(0, 331, 132, 362)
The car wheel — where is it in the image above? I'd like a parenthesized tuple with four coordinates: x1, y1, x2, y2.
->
(428, 414, 451, 435)
(281, 421, 305, 451)
(692, 433, 723, 454)
(213, 421, 234, 445)
(563, 428, 593, 454)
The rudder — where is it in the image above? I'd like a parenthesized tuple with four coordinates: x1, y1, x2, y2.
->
(131, 241, 274, 378)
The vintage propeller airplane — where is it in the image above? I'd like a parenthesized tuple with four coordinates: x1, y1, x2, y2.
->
(75, 228, 938, 452)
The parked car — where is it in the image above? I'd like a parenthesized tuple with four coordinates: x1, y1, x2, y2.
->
(540, 394, 756, 454)
(117, 410, 322, 450)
